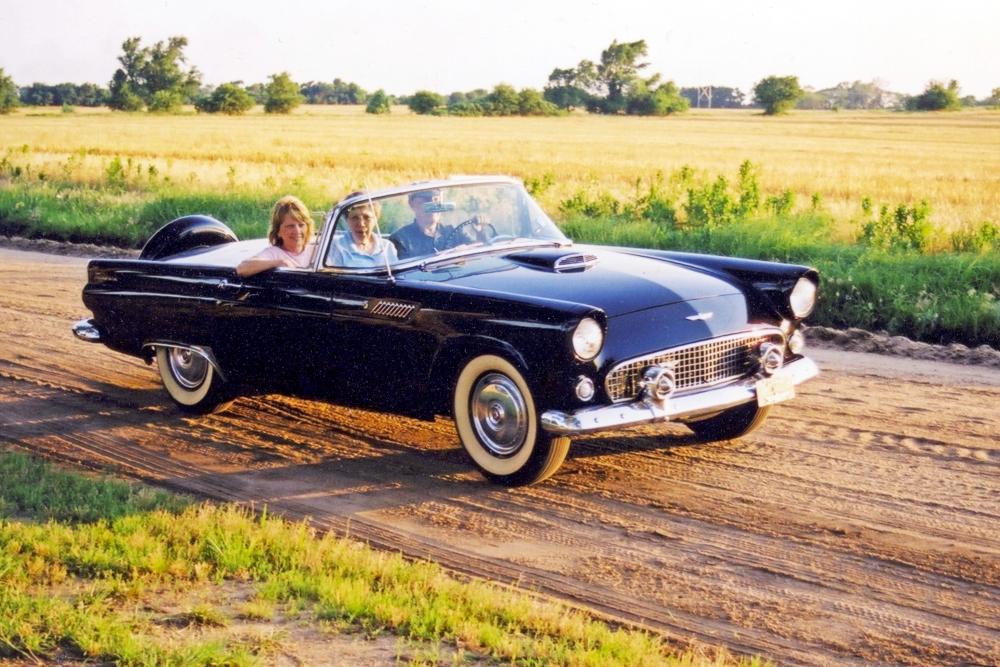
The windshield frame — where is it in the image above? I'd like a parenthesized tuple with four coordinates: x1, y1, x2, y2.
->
(315, 176, 571, 275)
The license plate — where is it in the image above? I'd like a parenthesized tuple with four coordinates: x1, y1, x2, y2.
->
(756, 374, 795, 406)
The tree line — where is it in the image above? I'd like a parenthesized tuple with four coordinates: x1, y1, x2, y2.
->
(2, 36, 999, 116)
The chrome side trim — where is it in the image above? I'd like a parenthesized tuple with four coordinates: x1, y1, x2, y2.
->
(141, 342, 227, 383)
(367, 299, 418, 320)
(72, 318, 102, 342)
(541, 356, 819, 436)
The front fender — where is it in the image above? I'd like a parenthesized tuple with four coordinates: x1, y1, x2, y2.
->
(619, 248, 819, 321)
(426, 335, 531, 416)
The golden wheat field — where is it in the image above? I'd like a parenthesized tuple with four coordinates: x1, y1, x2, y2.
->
(2, 105, 998, 229)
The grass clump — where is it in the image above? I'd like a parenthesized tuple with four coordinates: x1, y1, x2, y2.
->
(0, 449, 187, 522)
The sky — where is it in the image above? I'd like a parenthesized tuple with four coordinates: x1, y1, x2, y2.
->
(2, 0, 998, 98)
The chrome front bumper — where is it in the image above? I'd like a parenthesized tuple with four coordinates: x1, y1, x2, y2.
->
(540, 356, 819, 436)
(72, 318, 102, 342)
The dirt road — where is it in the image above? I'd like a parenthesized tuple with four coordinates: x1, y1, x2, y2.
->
(1, 248, 998, 666)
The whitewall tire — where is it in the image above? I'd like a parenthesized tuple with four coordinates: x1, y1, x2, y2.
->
(453, 354, 570, 486)
(155, 346, 233, 415)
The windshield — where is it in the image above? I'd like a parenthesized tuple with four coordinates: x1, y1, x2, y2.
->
(324, 181, 568, 269)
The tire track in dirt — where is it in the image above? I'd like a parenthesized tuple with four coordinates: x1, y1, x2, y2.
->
(2, 248, 999, 666)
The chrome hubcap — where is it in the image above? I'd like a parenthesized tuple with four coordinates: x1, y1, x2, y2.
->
(471, 373, 528, 457)
(168, 347, 208, 389)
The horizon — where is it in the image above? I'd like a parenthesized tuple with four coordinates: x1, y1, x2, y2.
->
(2, 0, 998, 99)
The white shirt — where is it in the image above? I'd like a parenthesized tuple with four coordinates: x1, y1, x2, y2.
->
(254, 243, 316, 268)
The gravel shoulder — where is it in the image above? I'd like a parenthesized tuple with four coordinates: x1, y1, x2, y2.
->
(2, 246, 998, 666)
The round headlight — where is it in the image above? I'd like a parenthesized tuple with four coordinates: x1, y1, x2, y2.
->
(790, 277, 817, 318)
(572, 317, 604, 360)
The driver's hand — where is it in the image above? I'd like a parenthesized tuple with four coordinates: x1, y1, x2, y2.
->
(470, 215, 490, 241)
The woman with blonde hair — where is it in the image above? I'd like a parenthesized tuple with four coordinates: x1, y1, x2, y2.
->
(237, 195, 316, 277)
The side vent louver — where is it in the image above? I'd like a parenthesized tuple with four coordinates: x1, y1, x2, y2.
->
(554, 253, 599, 271)
(367, 300, 418, 320)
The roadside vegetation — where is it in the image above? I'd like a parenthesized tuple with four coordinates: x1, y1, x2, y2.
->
(0, 109, 997, 346)
(0, 448, 759, 666)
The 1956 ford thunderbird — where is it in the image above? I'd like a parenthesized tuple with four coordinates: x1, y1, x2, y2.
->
(74, 176, 819, 485)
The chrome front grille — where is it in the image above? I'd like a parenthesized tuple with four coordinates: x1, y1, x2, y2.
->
(605, 330, 783, 402)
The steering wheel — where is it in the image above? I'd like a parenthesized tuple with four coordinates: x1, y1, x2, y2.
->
(447, 216, 498, 246)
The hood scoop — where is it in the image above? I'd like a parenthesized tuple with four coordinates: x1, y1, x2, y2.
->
(506, 248, 599, 273)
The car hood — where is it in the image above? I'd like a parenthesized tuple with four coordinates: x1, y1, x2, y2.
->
(401, 246, 740, 317)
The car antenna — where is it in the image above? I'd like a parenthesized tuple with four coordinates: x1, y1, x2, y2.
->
(366, 187, 395, 284)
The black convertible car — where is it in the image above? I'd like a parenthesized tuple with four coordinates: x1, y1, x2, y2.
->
(74, 176, 819, 485)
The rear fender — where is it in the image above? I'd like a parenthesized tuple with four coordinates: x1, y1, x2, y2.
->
(140, 215, 238, 260)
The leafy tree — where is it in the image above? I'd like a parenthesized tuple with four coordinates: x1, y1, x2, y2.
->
(21, 82, 54, 106)
(107, 36, 201, 110)
(753, 75, 804, 115)
(905, 80, 962, 111)
(302, 79, 367, 104)
(408, 90, 443, 114)
(0, 68, 18, 114)
(545, 40, 685, 116)
(544, 66, 594, 110)
(596, 39, 649, 112)
(108, 68, 144, 111)
(264, 72, 304, 113)
(365, 89, 391, 114)
(990, 87, 1000, 109)
(195, 83, 255, 115)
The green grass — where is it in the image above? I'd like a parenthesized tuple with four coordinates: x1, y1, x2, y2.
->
(0, 181, 326, 247)
(2, 167, 997, 347)
(0, 449, 760, 666)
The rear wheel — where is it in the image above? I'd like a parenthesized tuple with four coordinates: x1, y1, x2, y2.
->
(453, 354, 570, 486)
(156, 346, 234, 415)
(685, 402, 770, 441)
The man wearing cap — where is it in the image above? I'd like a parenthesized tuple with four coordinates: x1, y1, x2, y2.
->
(389, 189, 457, 260)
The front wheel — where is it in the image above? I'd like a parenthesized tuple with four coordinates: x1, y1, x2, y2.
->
(453, 355, 569, 486)
(685, 402, 771, 441)
(156, 346, 234, 415)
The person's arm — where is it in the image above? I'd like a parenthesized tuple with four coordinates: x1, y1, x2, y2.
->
(388, 228, 408, 259)
(236, 253, 294, 277)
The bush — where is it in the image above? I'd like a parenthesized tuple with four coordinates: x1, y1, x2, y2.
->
(408, 91, 443, 115)
(753, 75, 804, 115)
(950, 221, 1000, 253)
(365, 89, 391, 114)
(195, 83, 255, 115)
(905, 80, 962, 111)
(264, 72, 303, 114)
(517, 88, 562, 116)
(148, 90, 185, 113)
(860, 200, 932, 251)
(625, 82, 689, 116)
